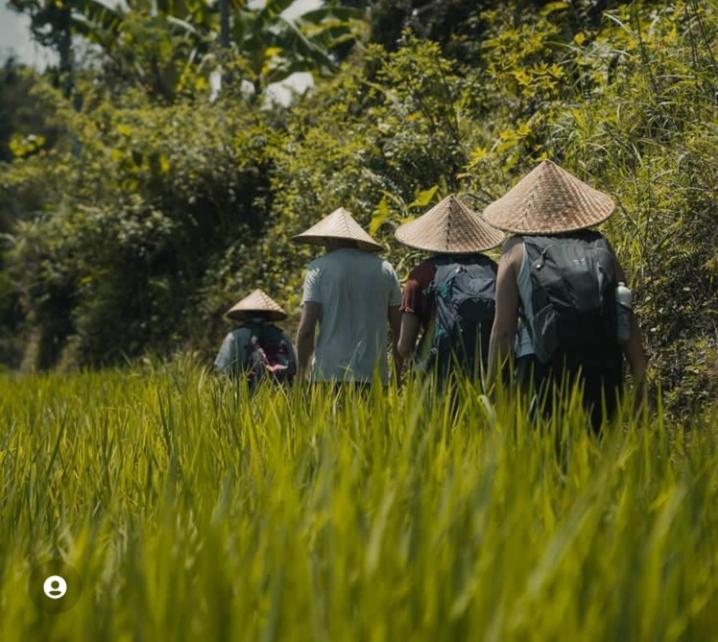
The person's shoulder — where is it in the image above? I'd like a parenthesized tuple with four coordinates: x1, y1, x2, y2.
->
(500, 236, 524, 264)
(502, 235, 524, 252)
(378, 258, 402, 286)
(307, 254, 326, 270)
(228, 325, 251, 340)
(267, 324, 290, 338)
(406, 259, 436, 282)
(305, 254, 332, 280)
(379, 255, 398, 271)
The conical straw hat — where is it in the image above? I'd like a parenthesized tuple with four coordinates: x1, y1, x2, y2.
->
(482, 160, 615, 234)
(225, 289, 287, 322)
(292, 207, 384, 253)
(395, 194, 504, 254)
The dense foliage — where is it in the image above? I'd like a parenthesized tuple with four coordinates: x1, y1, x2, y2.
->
(0, 362, 717, 640)
(1, 0, 717, 408)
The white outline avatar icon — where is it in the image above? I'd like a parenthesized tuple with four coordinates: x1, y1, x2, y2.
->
(43, 575, 68, 600)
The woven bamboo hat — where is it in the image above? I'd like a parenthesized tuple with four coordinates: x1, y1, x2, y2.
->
(225, 289, 287, 322)
(292, 207, 384, 253)
(482, 160, 615, 234)
(395, 194, 504, 254)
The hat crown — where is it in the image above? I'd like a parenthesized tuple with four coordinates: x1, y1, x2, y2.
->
(323, 207, 364, 236)
(483, 159, 615, 235)
(395, 194, 504, 254)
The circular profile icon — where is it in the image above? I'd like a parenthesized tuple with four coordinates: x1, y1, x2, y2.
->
(43, 575, 68, 599)
(29, 558, 82, 614)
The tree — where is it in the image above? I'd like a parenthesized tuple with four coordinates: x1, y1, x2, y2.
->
(8, 0, 122, 96)
(9, 0, 365, 102)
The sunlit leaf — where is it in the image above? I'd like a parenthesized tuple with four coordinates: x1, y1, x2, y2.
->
(369, 196, 391, 235)
(407, 185, 438, 210)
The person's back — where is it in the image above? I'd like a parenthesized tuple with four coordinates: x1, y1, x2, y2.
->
(403, 253, 497, 379)
(393, 194, 504, 384)
(512, 230, 624, 426)
(214, 289, 297, 390)
(485, 160, 648, 430)
(303, 247, 401, 383)
(215, 320, 297, 388)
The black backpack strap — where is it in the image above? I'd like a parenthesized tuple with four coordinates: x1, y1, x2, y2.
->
(521, 235, 552, 318)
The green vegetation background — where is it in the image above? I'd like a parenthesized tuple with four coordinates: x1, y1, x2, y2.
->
(2, 4, 718, 639)
(1, 0, 717, 410)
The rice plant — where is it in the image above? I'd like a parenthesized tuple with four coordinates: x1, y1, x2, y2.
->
(0, 357, 716, 641)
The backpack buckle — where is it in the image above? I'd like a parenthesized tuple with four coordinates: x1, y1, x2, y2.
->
(535, 247, 549, 271)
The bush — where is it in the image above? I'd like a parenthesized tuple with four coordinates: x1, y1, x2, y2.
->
(4, 79, 277, 366)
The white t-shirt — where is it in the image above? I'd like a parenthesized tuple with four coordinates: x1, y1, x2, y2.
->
(302, 248, 402, 383)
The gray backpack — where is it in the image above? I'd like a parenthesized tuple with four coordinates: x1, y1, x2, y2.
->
(424, 256, 497, 381)
(523, 231, 621, 370)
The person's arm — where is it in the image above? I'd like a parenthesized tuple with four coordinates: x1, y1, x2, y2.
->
(214, 333, 236, 376)
(286, 334, 299, 382)
(615, 259, 649, 405)
(398, 312, 421, 361)
(385, 264, 404, 382)
(396, 267, 427, 365)
(388, 304, 403, 380)
(487, 240, 521, 389)
(296, 302, 320, 379)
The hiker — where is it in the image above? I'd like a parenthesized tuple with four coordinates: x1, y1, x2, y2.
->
(394, 195, 504, 382)
(484, 159, 648, 429)
(293, 207, 402, 385)
(214, 289, 297, 390)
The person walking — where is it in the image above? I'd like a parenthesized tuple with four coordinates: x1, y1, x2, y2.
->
(293, 207, 402, 385)
(214, 289, 297, 389)
(394, 194, 504, 382)
(484, 160, 648, 429)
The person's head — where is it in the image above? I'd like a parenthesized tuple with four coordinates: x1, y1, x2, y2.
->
(324, 238, 360, 252)
(243, 312, 272, 324)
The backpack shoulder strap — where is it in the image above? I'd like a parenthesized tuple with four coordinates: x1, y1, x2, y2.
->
(433, 262, 462, 283)
(241, 322, 270, 355)
(256, 323, 281, 342)
(591, 232, 612, 253)
(424, 255, 453, 289)
(430, 263, 468, 307)
(521, 235, 556, 265)
(521, 235, 556, 313)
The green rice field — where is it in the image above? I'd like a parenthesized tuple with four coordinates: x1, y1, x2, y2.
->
(1, 359, 717, 641)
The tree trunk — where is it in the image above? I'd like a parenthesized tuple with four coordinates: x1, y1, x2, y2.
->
(57, 5, 74, 99)
(220, 0, 230, 48)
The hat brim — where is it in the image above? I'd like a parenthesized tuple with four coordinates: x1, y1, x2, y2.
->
(292, 234, 384, 253)
(484, 207, 614, 235)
